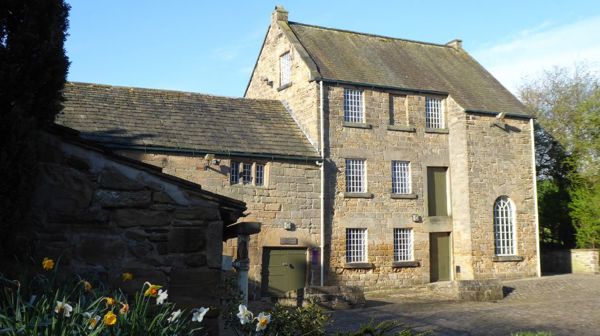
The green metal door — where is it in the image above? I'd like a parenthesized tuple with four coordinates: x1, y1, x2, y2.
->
(427, 167, 448, 216)
(262, 248, 307, 296)
(430, 232, 451, 282)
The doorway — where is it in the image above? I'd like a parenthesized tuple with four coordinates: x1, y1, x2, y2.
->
(430, 232, 451, 282)
(262, 248, 307, 297)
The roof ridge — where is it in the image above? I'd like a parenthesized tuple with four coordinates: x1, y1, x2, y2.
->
(66, 81, 283, 104)
(288, 21, 452, 49)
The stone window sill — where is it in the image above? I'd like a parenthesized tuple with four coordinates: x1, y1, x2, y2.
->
(277, 83, 292, 91)
(392, 261, 420, 268)
(344, 262, 373, 269)
(391, 193, 418, 199)
(492, 255, 524, 262)
(343, 122, 372, 129)
(387, 125, 416, 132)
(344, 192, 373, 199)
(425, 128, 449, 134)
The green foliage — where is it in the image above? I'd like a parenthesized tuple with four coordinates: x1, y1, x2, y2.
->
(519, 64, 600, 249)
(569, 179, 600, 248)
(0, 0, 70, 255)
(0, 261, 207, 335)
(266, 303, 328, 335)
(334, 320, 429, 336)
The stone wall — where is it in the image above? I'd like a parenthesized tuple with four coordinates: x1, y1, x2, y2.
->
(571, 249, 599, 274)
(245, 10, 320, 149)
(324, 84, 450, 290)
(28, 132, 245, 308)
(116, 151, 322, 295)
(464, 115, 538, 280)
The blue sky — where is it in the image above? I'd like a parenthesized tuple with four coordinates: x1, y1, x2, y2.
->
(65, 1, 600, 97)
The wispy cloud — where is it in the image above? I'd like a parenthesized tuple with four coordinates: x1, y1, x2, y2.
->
(210, 29, 265, 62)
(473, 16, 600, 94)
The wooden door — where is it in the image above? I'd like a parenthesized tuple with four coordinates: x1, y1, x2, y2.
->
(430, 232, 451, 282)
(262, 248, 307, 296)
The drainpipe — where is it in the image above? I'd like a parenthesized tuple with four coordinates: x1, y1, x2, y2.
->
(529, 118, 541, 277)
(319, 80, 325, 287)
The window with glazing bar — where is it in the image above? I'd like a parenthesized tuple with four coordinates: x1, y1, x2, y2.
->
(279, 52, 291, 86)
(494, 196, 516, 256)
(242, 163, 252, 184)
(344, 89, 364, 123)
(255, 163, 265, 186)
(346, 228, 367, 263)
(230, 161, 240, 184)
(392, 161, 411, 194)
(393, 228, 414, 261)
(425, 97, 444, 128)
(345, 159, 366, 193)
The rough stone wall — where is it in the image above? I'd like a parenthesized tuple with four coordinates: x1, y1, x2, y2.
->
(571, 249, 599, 274)
(245, 18, 320, 149)
(116, 151, 322, 294)
(30, 133, 236, 307)
(324, 85, 450, 290)
(465, 115, 538, 279)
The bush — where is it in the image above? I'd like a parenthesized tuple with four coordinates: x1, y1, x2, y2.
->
(0, 258, 208, 335)
(334, 320, 429, 336)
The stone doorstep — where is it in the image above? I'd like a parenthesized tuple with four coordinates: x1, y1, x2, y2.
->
(278, 286, 366, 310)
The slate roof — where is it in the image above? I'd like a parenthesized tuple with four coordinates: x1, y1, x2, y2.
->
(287, 22, 528, 116)
(57, 82, 319, 159)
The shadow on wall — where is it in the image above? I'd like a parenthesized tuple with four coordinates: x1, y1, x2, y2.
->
(541, 249, 572, 274)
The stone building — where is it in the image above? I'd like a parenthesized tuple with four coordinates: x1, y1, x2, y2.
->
(57, 6, 540, 295)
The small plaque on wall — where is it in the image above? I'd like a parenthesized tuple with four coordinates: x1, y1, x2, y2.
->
(280, 237, 298, 245)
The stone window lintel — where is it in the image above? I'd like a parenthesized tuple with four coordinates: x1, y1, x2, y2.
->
(492, 255, 524, 262)
(343, 122, 372, 129)
(425, 128, 449, 134)
(344, 262, 374, 269)
(391, 193, 418, 199)
(392, 261, 420, 268)
(277, 82, 292, 91)
(344, 192, 374, 199)
(387, 125, 416, 132)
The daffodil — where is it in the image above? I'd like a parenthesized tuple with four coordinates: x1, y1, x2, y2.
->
(236, 304, 253, 325)
(167, 309, 182, 323)
(104, 297, 116, 306)
(143, 282, 162, 297)
(42, 258, 54, 271)
(103, 311, 117, 326)
(255, 312, 271, 332)
(119, 302, 129, 314)
(87, 315, 101, 330)
(122, 272, 133, 281)
(192, 307, 209, 323)
(54, 301, 73, 317)
(156, 289, 168, 305)
(82, 280, 92, 292)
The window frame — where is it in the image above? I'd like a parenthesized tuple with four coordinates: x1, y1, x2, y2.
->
(279, 51, 292, 87)
(393, 228, 414, 262)
(255, 163, 265, 186)
(346, 228, 367, 263)
(391, 160, 411, 194)
(343, 88, 365, 123)
(345, 159, 367, 193)
(425, 97, 445, 129)
(230, 161, 240, 184)
(229, 161, 267, 187)
(493, 196, 517, 256)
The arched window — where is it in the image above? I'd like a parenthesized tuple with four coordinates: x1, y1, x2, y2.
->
(494, 196, 516, 256)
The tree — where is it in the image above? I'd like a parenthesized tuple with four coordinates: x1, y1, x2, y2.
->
(0, 0, 70, 254)
(519, 64, 600, 248)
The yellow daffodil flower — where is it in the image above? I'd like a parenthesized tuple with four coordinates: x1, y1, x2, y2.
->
(255, 312, 271, 332)
(122, 272, 133, 281)
(103, 311, 117, 326)
(143, 282, 162, 297)
(42, 258, 54, 271)
(82, 280, 92, 292)
(104, 297, 116, 306)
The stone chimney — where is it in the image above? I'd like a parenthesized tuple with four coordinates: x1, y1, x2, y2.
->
(446, 39, 463, 50)
(272, 5, 288, 24)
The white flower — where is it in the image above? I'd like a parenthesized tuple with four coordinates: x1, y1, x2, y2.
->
(192, 307, 209, 323)
(255, 312, 271, 332)
(156, 289, 168, 305)
(236, 304, 253, 325)
(54, 301, 73, 317)
(167, 309, 182, 323)
(88, 315, 101, 329)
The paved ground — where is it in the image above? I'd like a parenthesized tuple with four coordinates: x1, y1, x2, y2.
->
(328, 274, 600, 335)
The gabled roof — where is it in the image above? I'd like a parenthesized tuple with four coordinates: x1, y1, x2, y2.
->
(287, 22, 528, 117)
(56, 82, 319, 159)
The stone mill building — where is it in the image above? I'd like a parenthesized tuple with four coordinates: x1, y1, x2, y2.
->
(57, 6, 540, 297)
